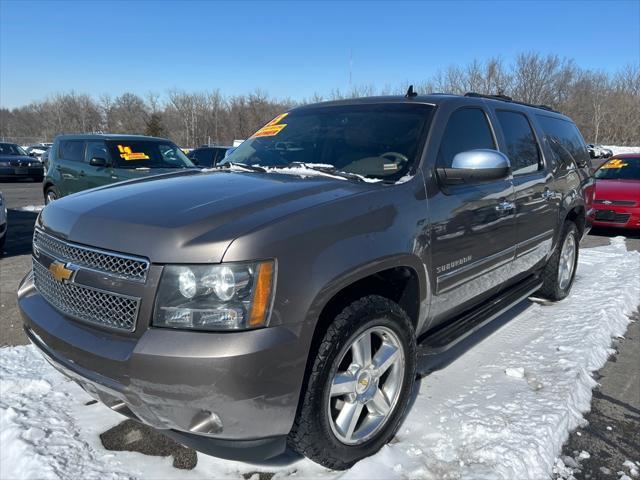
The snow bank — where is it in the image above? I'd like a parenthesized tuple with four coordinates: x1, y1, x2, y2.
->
(602, 145, 640, 156)
(1, 238, 639, 479)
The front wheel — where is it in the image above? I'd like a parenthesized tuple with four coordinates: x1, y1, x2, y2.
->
(538, 221, 579, 301)
(44, 186, 59, 205)
(288, 295, 416, 470)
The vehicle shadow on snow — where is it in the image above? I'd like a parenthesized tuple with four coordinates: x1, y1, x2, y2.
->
(589, 226, 640, 240)
(416, 299, 533, 376)
(1, 209, 38, 258)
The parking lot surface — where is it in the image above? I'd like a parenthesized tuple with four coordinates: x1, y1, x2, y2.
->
(1, 180, 638, 478)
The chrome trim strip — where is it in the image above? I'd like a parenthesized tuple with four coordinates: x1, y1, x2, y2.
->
(514, 229, 554, 257)
(438, 246, 516, 282)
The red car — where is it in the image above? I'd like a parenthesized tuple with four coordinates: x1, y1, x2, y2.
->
(590, 154, 640, 230)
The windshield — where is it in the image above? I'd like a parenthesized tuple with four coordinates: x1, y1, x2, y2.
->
(0, 143, 27, 156)
(595, 157, 640, 180)
(222, 103, 434, 181)
(105, 140, 195, 169)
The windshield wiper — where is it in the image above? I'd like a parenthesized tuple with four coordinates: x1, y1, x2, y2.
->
(217, 162, 267, 173)
(288, 162, 368, 182)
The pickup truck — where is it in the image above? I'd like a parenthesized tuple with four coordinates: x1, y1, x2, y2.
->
(18, 92, 592, 469)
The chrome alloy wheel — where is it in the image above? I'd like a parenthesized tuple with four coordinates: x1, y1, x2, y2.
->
(558, 231, 577, 290)
(45, 191, 57, 204)
(327, 326, 405, 445)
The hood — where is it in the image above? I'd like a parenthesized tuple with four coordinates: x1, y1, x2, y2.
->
(0, 154, 37, 163)
(594, 179, 640, 203)
(38, 170, 369, 263)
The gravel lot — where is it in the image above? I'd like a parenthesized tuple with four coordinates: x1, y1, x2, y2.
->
(1, 180, 638, 477)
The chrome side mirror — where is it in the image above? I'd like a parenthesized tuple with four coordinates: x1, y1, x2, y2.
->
(439, 149, 511, 185)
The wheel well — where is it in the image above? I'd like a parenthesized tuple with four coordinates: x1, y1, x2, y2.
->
(43, 182, 54, 195)
(566, 206, 586, 237)
(310, 267, 420, 357)
(294, 266, 421, 421)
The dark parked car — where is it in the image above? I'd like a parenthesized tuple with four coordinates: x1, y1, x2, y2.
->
(0, 142, 44, 181)
(43, 134, 196, 204)
(19, 92, 591, 469)
(187, 145, 230, 167)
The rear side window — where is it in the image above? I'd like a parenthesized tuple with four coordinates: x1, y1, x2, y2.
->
(58, 140, 85, 162)
(496, 111, 542, 175)
(437, 108, 495, 168)
(536, 115, 590, 169)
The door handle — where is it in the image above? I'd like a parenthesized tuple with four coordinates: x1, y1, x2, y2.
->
(495, 200, 515, 212)
(78, 171, 86, 177)
(542, 188, 554, 201)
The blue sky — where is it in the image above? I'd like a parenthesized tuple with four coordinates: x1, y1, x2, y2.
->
(1, 0, 639, 108)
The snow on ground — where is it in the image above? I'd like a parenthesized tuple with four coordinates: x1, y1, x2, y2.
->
(1, 238, 639, 480)
(14, 205, 44, 213)
(603, 145, 640, 155)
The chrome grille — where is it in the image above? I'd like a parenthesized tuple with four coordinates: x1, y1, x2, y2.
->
(33, 261, 139, 332)
(33, 229, 149, 281)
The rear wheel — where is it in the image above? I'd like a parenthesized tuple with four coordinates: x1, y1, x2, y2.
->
(288, 295, 416, 470)
(538, 221, 579, 301)
(44, 186, 58, 205)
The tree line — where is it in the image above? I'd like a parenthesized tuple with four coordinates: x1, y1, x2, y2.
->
(1, 52, 638, 147)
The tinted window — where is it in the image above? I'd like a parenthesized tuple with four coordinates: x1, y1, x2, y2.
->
(85, 141, 109, 164)
(496, 111, 542, 175)
(437, 108, 495, 168)
(59, 140, 85, 162)
(105, 141, 194, 169)
(536, 115, 589, 169)
(225, 104, 434, 181)
(191, 148, 215, 167)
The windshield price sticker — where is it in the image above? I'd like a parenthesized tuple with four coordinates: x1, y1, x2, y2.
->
(601, 159, 628, 169)
(252, 113, 289, 138)
(117, 144, 150, 161)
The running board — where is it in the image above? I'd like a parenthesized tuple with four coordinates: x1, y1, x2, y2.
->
(418, 276, 542, 356)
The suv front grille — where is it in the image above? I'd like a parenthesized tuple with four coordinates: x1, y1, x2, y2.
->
(33, 261, 139, 332)
(33, 229, 149, 282)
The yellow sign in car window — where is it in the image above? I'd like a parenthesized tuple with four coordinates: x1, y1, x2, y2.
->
(252, 113, 289, 138)
(117, 144, 150, 161)
(601, 158, 629, 169)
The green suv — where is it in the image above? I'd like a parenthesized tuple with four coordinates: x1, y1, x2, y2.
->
(44, 134, 196, 204)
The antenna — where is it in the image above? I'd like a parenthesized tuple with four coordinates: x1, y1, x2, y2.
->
(405, 85, 417, 98)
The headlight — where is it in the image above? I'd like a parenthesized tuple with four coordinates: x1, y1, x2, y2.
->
(153, 261, 275, 331)
(0, 162, 10, 167)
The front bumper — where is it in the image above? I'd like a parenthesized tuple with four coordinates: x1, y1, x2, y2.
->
(589, 204, 640, 230)
(0, 166, 44, 178)
(18, 271, 310, 460)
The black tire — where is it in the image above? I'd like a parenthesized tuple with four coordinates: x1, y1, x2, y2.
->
(0, 233, 5, 253)
(538, 221, 579, 301)
(44, 185, 58, 205)
(288, 295, 417, 470)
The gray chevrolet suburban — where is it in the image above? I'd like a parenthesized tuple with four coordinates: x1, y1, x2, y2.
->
(18, 92, 593, 469)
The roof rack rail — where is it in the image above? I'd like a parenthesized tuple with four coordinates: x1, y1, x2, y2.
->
(464, 92, 558, 113)
(465, 92, 513, 102)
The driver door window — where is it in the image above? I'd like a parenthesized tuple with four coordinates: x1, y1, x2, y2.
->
(437, 108, 496, 168)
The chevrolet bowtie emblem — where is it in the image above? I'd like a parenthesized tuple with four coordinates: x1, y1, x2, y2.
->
(48, 261, 75, 283)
